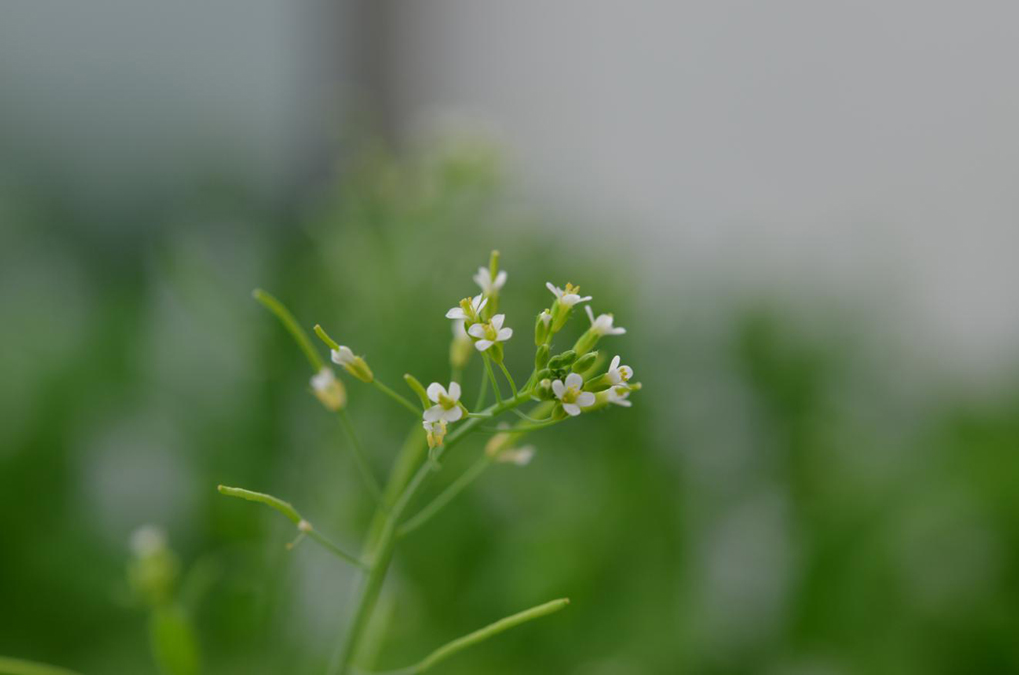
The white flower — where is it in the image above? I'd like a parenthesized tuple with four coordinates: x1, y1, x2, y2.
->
(585, 306, 626, 336)
(473, 266, 508, 295)
(606, 385, 633, 407)
(130, 525, 167, 558)
(539, 310, 552, 329)
(446, 294, 488, 321)
(467, 313, 513, 352)
(423, 381, 464, 423)
(496, 445, 536, 466)
(310, 367, 347, 411)
(606, 355, 634, 384)
(423, 419, 448, 448)
(546, 282, 592, 308)
(551, 372, 596, 417)
(330, 345, 356, 366)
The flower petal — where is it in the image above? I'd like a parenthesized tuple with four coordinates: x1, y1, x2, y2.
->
(611, 327, 627, 335)
(474, 294, 488, 312)
(546, 282, 560, 297)
(565, 372, 584, 390)
(446, 307, 466, 319)
(467, 323, 487, 338)
(442, 406, 463, 423)
(562, 403, 581, 417)
(448, 381, 461, 401)
(576, 392, 596, 407)
(551, 379, 566, 398)
(475, 339, 493, 351)
(619, 366, 633, 380)
(491, 314, 504, 330)
(426, 383, 445, 403)
(585, 305, 595, 324)
(610, 355, 621, 371)
(578, 295, 593, 303)
(497, 328, 513, 341)
(423, 405, 444, 422)
(494, 270, 507, 289)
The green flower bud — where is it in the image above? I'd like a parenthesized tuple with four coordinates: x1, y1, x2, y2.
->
(534, 310, 552, 346)
(331, 345, 374, 383)
(572, 329, 599, 358)
(535, 344, 550, 370)
(572, 351, 598, 374)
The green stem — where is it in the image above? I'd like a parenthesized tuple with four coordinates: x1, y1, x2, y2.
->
(497, 360, 518, 397)
(332, 389, 534, 674)
(473, 363, 488, 410)
(0, 657, 81, 675)
(482, 354, 503, 404)
(380, 598, 571, 673)
(337, 410, 385, 505)
(481, 418, 558, 433)
(397, 455, 493, 538)
(372, 380, 421, 416)
(252, 289, 324, 370)
(217, 485, 366, 568)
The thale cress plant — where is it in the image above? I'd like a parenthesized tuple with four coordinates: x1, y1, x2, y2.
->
(218, 251, 640, 674)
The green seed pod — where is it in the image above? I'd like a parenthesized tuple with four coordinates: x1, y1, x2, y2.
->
(572, 351, 598, 374)
(535, 344, 550, 369)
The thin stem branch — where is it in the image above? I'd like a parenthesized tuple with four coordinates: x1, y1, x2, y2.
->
(252, 289, 324, 370)
(375, 598, 571, 673)
(497, 360, 518, 397)
(217, 485, 366, 569)
(482, 354, 503, 404)
(337, 410, 385, 505)
(372, 380, 421, 417)
(473, 363, 488, 410)
(481, 418, 559, 433)
(397, 455, 492, 538)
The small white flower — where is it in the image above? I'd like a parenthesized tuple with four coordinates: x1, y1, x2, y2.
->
(546, 282, 592, 308)
(551, 372, 596, 417)
(473, 266, 508, 295)
(585, 306, 626, 336)
(423, 419, 448, 448)
(467, 313, 513, 352)
(606, 355, 634, 384)
(606, 385, 633, 407)
(130, 525, 167, 558)
(331, 345, 356, 366)
(446, 294, 488, 321)
(423, 381, 463, 423)
(497, 445, 536, 466)
(311, 367, 347, 410)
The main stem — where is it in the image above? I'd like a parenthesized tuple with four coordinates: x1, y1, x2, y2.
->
(332, 389, 533, 674)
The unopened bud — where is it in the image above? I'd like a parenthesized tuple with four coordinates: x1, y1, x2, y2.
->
(535, 310, 552, 345)
(535, 344, 550, 370)
(572, 351, 598, 374)
(331, 346, 374, 383)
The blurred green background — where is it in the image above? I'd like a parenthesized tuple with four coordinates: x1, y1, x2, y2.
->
(4, 3, 1019, 673)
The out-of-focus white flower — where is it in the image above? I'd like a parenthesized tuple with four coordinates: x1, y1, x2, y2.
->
(130, 525, 167, 558)
(606, 385, 633, 407)
(450, 319, 473, 369)
(585, 306, 626, 336)
(311, 367, 347, 411)
(474, 266, 508, 295)
(423, 419, 448, 448)
(552, 373, 596, 417)
(546, 282, 592, 308)
(446, 294, 488, 321)
(606, 355, 634, 384)
(497, 445, 536, 466)
(467, 314, 513, 352)
(423, 382, 464, 423)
